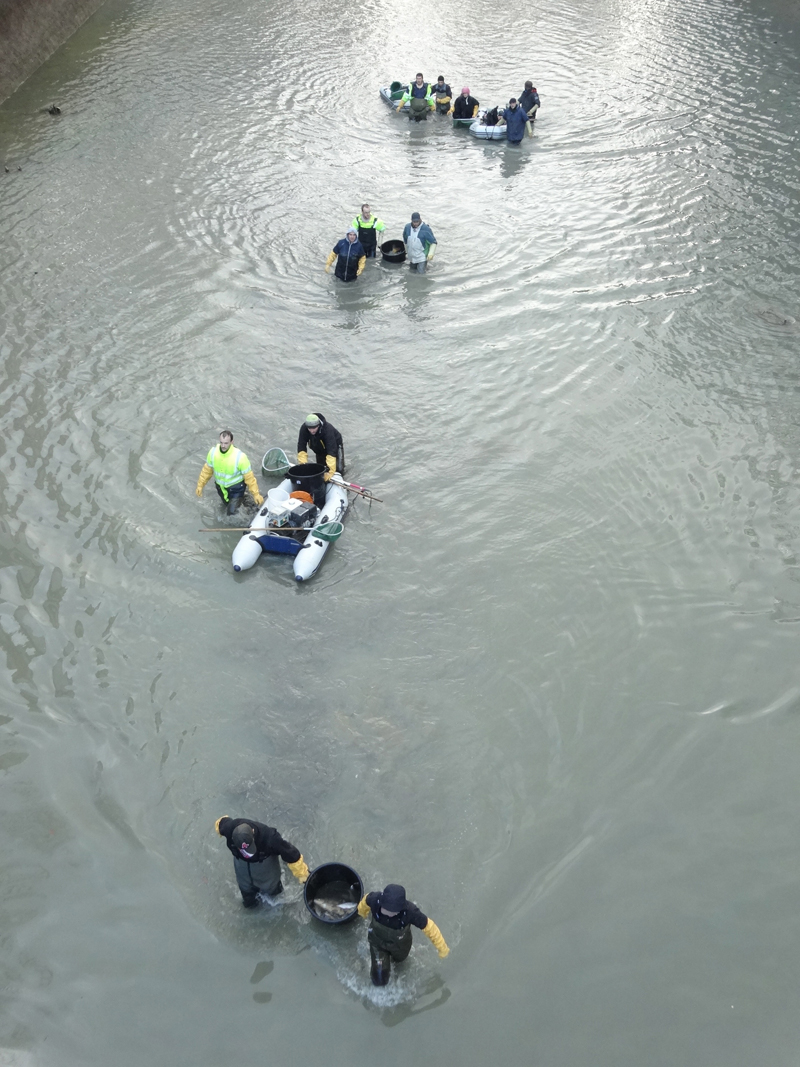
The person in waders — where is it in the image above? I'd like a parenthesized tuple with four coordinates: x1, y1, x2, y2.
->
(215, 816, 309, 908)
(195, 430, 263, 514)
(325, 227, 366, 281)
(296, 412, 345, 478)
(357, 883, 449, 985)
(397, 73, 435, 121)
(352, 204, 386, 259)
(402, 212, 437, 273)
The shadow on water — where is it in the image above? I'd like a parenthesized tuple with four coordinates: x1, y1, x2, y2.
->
(481, 140, 532, 180)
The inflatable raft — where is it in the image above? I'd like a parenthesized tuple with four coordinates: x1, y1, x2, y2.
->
(379, 83, 409, 112)
(469, 111, 508, 140)
(232, 463, 348, 582)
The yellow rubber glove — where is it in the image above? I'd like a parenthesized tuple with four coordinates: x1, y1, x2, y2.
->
(356, 255, 366, 277)
(396, 99, 405, 111)
(214, 816, 229, 835)
(422, 918, 449, 958)
(426, 244, 436, 261)
(325, 250, 336, 273)
(196, 464, 213, 497)
(357, 896, 371, 919)
(297, 450, 308, 464)
(526, 121, 533, 138)
(243, 469, 263, 506)
(472, 104, 479, 117)
(323, 455, 337, 482)
(287, 857, 309, 883)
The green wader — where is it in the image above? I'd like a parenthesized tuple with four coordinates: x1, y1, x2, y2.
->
(409, 96, 429, 120)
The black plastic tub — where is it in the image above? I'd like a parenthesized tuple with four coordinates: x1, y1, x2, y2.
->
(286, 462, 326, 507)
(304, 862, 363, 926)
(381, 239, 406, 263)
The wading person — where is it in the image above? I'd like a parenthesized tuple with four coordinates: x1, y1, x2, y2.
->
(500, 98, 533, 144)
(215, 816, 309, 908)
(195, 430, 263, 514)
(357, 883, 450, 985)
(403, 212, 437, 273)
(297, 412, 344, 479)
(325, 227, 366, 282)
(519, 80, 540, 123)
(352, 204, 386, 259)
(433, 75, 452, 113)
(398, 73, 435, 120)
(452, 86, 479, 119)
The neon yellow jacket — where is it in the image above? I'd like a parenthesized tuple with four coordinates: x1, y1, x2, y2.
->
(196, 445, 261, 503)
(400, 81, 434, 106)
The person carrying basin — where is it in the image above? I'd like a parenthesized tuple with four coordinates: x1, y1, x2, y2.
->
(433, 75, 452, 113)
(215, 816, 309, 908)
(297, 412, 345, 480)
(325, 227, 366, 282)
(357, 882, 450, 986)
(518, 80, 540, 123)
(403, 212, 437, 273)
(397, 73, 435, 120)
(352, 203, 386, 259)
(196, 430, 263, 514)
(452, 86, 479, 120)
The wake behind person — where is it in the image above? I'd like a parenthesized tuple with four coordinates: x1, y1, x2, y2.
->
(357, 883, 449, 986)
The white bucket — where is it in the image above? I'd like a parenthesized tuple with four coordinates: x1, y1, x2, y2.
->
(266, 488, 290, 513)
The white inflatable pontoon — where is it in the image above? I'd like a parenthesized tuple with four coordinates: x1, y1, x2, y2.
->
(232, 474, 349, 582)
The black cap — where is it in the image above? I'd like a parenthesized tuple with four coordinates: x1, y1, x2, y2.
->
(411, 212, 421, 221)
(232, 823, 256, 857)
(381, 884, 407, 911)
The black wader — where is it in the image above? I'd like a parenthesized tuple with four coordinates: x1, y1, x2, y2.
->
(368, 919, 413, 986)
(216, 480, 246, 515)
(233, 854, 283, 908)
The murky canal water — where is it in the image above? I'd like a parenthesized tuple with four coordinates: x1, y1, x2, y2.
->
(1, 0, 799, 1062)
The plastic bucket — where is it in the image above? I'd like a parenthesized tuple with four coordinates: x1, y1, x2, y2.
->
(266, 487, 290, 512)
(381, 239, 406, 263)
(286, 462, 326, 507)
(304, 862, 363, 926)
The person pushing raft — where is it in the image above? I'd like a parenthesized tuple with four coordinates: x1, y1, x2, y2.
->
(397, 73, 435, 120)
(297, 412, 345, 479)
(357, 883, 449, 986)
(215, 816, 309, 908)
(452, 86, 479, 120)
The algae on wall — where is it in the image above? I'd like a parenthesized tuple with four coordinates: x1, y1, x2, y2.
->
(0, 0, 107, 103)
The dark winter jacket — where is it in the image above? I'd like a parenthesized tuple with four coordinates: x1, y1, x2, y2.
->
(297, 413, 342, 462)
(216, 817, 301, 865)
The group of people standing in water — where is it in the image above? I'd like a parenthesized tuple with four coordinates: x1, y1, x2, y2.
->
(398, 72, 541, 139)
(196, 413, 344, 514)
(324, 73, 541, 283)
(215, 816, 450, 987)
(326, 204, 438, 281)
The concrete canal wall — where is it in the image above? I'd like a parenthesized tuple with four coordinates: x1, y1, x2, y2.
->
(0, 0, 106, 102)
